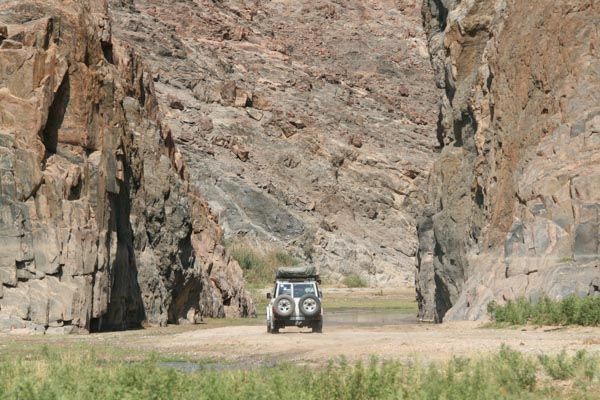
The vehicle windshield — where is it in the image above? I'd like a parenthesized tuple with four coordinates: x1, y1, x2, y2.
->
(293, 283, 315, 298)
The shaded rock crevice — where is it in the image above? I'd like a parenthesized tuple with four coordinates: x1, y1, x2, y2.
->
(41, 71, 69, 155)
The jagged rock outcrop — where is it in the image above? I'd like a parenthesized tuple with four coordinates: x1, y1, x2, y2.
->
(108, 0, 439, 286)
(417, 0, 599, 321)
(0, 0, 254, 333)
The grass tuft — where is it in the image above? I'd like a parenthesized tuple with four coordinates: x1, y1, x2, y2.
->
(487, 295, 600, 326)
(342, 274, 368, 288)
(226, 239, 299, 286)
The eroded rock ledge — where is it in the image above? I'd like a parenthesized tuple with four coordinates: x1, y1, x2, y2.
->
(417, 0, 599, 321)
(0, 0, 254, 333)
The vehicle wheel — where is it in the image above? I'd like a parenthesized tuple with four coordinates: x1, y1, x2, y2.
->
(312, 320, 323, 333)
(273, 294, 295, 318)
(298, 293, 321, 317)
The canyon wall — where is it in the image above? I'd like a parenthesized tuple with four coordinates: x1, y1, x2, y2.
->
(0, 0, 254, 333)
(417, 0, 599, 321)
(108, 0, 439, 286)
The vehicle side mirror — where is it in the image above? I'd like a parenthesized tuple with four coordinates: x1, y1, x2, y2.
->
(266, 293, 272, 299)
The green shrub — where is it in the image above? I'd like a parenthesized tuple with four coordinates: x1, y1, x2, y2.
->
(531, 296, 563, 325)
(539, 350, 599, 383)
(577, 295, 600, 325)
(274, 251, 298, 266)
(487, 298, 531, 325)
(579, 350, 599, 380)
(342, 274, 368, 288)
(496, 344, 537, 391)
(227, 241, 298, 286)
(230, 247, 265, 271)
(488, 295, 600, 326)
(538, 351, 576, 380)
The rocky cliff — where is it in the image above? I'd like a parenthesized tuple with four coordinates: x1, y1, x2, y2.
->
(0, 0, 254, 333)
(108, 0, 439, 286)
(417, 0, 599, 321)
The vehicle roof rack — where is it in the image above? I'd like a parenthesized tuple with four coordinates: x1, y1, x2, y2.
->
(275, 266, 320, 283)
(277, 276, 321, 284)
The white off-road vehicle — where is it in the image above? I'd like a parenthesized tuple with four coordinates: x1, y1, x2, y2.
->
(266, 266, 323, 333)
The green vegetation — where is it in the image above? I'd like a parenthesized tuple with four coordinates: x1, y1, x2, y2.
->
(227, 240, 299, 286)
(342, 274, 368, 288)
(487, 295, 600, 326)
(538, 350, 597, 381)
(1, 345, 599, 399)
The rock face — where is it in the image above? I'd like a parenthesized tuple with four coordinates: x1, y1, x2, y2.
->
(0, 0, 254, 333)
(417, 0, 599, 321)
(108, 0, 439, 286)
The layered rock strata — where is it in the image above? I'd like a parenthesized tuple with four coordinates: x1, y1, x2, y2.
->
(417, 0, 599, 321)
(0, 0, 254, 333)
(108, 0, 439, 286)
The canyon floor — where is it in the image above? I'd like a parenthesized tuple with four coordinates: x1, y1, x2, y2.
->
(2, 289, 599, 367)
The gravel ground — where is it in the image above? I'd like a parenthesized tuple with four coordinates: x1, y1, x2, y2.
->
(2, 288, 598, 366)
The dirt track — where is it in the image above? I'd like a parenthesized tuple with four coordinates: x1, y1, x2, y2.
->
(2, 319, 599, 365)
(136, 322, 600, 365)
(29, 322, 584, 364)
(2, 288, 599, 365)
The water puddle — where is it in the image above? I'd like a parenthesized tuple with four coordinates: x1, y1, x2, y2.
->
(159, 361, 202, 373)
(159, 359, 278, 373)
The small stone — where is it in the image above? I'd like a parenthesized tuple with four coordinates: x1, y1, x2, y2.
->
(198, 116, 213, 131)
(320, 218, 337, 232)
(349, 135, 363, 148)
(366, 209, 378, 219)
(231, 144, 249, 161)
(281, 124, 296, 138)
(46, 325, 78, 335)
(234, 89, 252, 107)
(0, 39, 22, 49)
(157, 46, 173, 57)
(252, 95, 272, 111)
(0, 315, 25, 331)
(178, 130, 192, 142)
(220, 80, 237, 106)
(229, 26, 249, 41)
(409, 113, 427, 126)
(398, 84, 410, 97)
(280, 154, 300, 169)
(246, 108, 263, 121)
(289, 119, 306, 129)
(169, 99, 184, 110)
